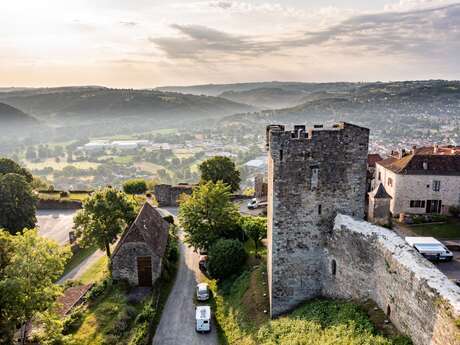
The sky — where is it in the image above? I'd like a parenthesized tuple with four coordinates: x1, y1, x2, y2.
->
(1, 0, 459, 88)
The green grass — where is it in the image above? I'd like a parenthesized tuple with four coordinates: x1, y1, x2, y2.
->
(211, 264, 412, 345)
(113, 155, 135, 164)
(62, 245, 98, 276)
(25, 159, 100, 171)
(79, 256, 109, 285)
(409, 219, 460, 239)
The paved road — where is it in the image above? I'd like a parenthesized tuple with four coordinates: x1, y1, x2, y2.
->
(57, 249, 104, 284)
(37, 210, 77, 245)
(153, 208, 218, 345)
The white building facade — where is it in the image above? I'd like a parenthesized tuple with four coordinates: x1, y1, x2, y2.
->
(375, 146, 460, 216)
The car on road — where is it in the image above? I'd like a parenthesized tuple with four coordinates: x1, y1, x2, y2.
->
(196, 283, 210, 301)
(405, 237, 453, 262)
(247, 198, 259, 210)
(195, 306, 211, 333)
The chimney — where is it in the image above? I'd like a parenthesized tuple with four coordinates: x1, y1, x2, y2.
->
(433, 144, 439, 154)
(399, 149, 406, 159)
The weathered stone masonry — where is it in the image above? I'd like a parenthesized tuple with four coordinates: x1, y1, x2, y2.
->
(267, 122, 460, 345)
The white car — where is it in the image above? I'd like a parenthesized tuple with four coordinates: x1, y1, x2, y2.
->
(196, 283, 210, 301)
(195, 306, 211, 333)
(247, 198, 259, 210)
(405, 237, 453, 262)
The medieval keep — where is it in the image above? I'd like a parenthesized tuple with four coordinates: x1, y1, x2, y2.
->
(266, 122, 460, 345)
(111, 202, 169, 287)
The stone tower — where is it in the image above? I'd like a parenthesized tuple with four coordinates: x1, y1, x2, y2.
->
(266, 122, 369, 317)
(368, 183, 392, 226)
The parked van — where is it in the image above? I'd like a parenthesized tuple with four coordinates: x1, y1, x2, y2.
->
(196, 283, 210, 301)
(405, 237, 453, 262)
(195, 306, 211, 333)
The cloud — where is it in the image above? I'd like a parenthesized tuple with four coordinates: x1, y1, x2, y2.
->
(210, 1, 233, 9)
(150, 2, 460, 64)
(120, 21, 138, 27)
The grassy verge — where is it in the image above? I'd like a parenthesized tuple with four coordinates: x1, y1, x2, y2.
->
(409, 220, 460, 239)
(211, 263, 412, 345)
(62, 245, 98, 276)
(79, 255, 109, 285)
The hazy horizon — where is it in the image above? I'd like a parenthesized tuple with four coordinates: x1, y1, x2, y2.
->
(1, 0, 459, 88)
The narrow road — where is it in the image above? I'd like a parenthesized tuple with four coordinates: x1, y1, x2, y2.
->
(37, 209, 77, 245)
(57, 249, 104, 284)
(153, 208, 218, 345)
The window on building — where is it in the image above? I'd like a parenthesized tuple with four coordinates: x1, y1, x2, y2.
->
(318, 204, 322, 215)
(378, 171, 381, 181)
(331, 260, 337, 276)
(311, 165, 319, 190)
(410, 200, 425, 208)
(387, 177, 393, 187)
(433, 180, 441, 192)
(279, 150, 283, 162)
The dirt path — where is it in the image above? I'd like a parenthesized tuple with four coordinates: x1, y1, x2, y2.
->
(152, 208, 218, 345)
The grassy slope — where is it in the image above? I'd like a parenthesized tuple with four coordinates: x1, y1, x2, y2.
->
(211, 263, 412, 345)
(409, 219, 460, 239)
(62, 245, 98, 276)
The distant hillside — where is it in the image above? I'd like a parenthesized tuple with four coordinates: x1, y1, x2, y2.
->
(157, 81, 357, 97)
(218, 88, 308, 109)
(0, 88, 255, 127)
(221, 80, 460, 130)
(0, 102, 39, 128)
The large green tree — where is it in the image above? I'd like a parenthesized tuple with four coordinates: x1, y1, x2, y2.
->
(0, 158, 33, 182)
(179, 181, 242, 251)
(207, 239, 246, 279)
(241, 216, 267, 257)
(0, 229, 70, 344)
(0, 173, 37, 234)
(199, 156, 241, 192)
(73, 188, 137, 257)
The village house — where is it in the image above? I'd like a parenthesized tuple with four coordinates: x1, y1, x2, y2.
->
(374, 145, 460, 216)
(111, 202, 169, 287)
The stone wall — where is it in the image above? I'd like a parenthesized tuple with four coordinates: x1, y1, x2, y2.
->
(267, 123, 369, 316)
(325, 215, 460, 345)
(111, 242, 162, 286)
(153, 184, 193, 207)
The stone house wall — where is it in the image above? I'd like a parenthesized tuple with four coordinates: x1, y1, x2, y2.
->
(153, 184, 193, 207)
(111, 242, 162, 286)
(368, 196, 391, 226)
(266, 123, 369, 317)
(375, 165, 460, 216)
(324, 215, 460, 345)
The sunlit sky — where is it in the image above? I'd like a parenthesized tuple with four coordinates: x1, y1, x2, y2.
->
(1, 0, 459, 88)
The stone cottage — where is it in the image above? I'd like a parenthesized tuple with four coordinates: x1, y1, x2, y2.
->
(111, 202, 169, 287)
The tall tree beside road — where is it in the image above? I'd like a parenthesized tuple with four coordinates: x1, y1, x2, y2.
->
(179, 181, 242, 251)
(0, 173, 37, 234)
(73, 188, 137, 257)
(0, 229, 70, 344)
(122, 178, 148, 197)
(241, 216, 267, 257)
(199, 156, 241, 192)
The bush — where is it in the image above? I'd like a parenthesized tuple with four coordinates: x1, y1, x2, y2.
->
(208, 239, 246, 279)
(123, 179, 148, 195)
(87, 278, 112, 302)
(135, 302, 156, 325)
(63, 306, 85, 334)
(60, 191, 69, 198)
(449, 205, 460, 218)
(128, 323, 149, 345)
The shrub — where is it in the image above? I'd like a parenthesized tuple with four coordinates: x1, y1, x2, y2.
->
(449, 205, 460, 218)
(128, 323, 149, 345)
(135, 302, 156, 325)
(208, 239, 246, 279)
(62, 306, 85, 334)
(60, 191, 69, 198)
(123, 179, 148, 195)
(87, 278, 112, 302)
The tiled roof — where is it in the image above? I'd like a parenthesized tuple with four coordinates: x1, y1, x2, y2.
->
(56, 284, 93, 316)
(377, 146, 460, 175)
(367, 154, 383, 168)
(112, 202, 170, 259)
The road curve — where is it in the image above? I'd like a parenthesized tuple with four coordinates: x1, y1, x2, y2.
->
(153, 208, 218, 345)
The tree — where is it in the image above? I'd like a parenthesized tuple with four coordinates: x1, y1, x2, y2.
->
(0, 173, 37, 234)
(207, 239, 246, 279)
(199, 156, 241, 192)
(241, 216, 267, 257)
(0, 229, 70, 344)
(73, 188, 137, 257)
(0, 157, 33, 182)
(122, 179, 148, 196)
(179, 181, 242, 251)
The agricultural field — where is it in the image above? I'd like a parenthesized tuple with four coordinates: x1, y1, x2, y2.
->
(24, 158, 100, 171)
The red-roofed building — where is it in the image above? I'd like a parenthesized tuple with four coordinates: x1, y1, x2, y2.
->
(374, 145, 460, 216)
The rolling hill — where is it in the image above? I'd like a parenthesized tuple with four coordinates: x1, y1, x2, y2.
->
(0, 102, 39, 129)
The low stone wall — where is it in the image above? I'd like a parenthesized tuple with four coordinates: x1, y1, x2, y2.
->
(325, 215, 460, 345)
(153, 184, 193, 207)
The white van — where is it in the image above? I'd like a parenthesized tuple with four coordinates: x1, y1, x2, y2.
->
(405, 237, 453, 262)
(195, 306, 211, 333)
